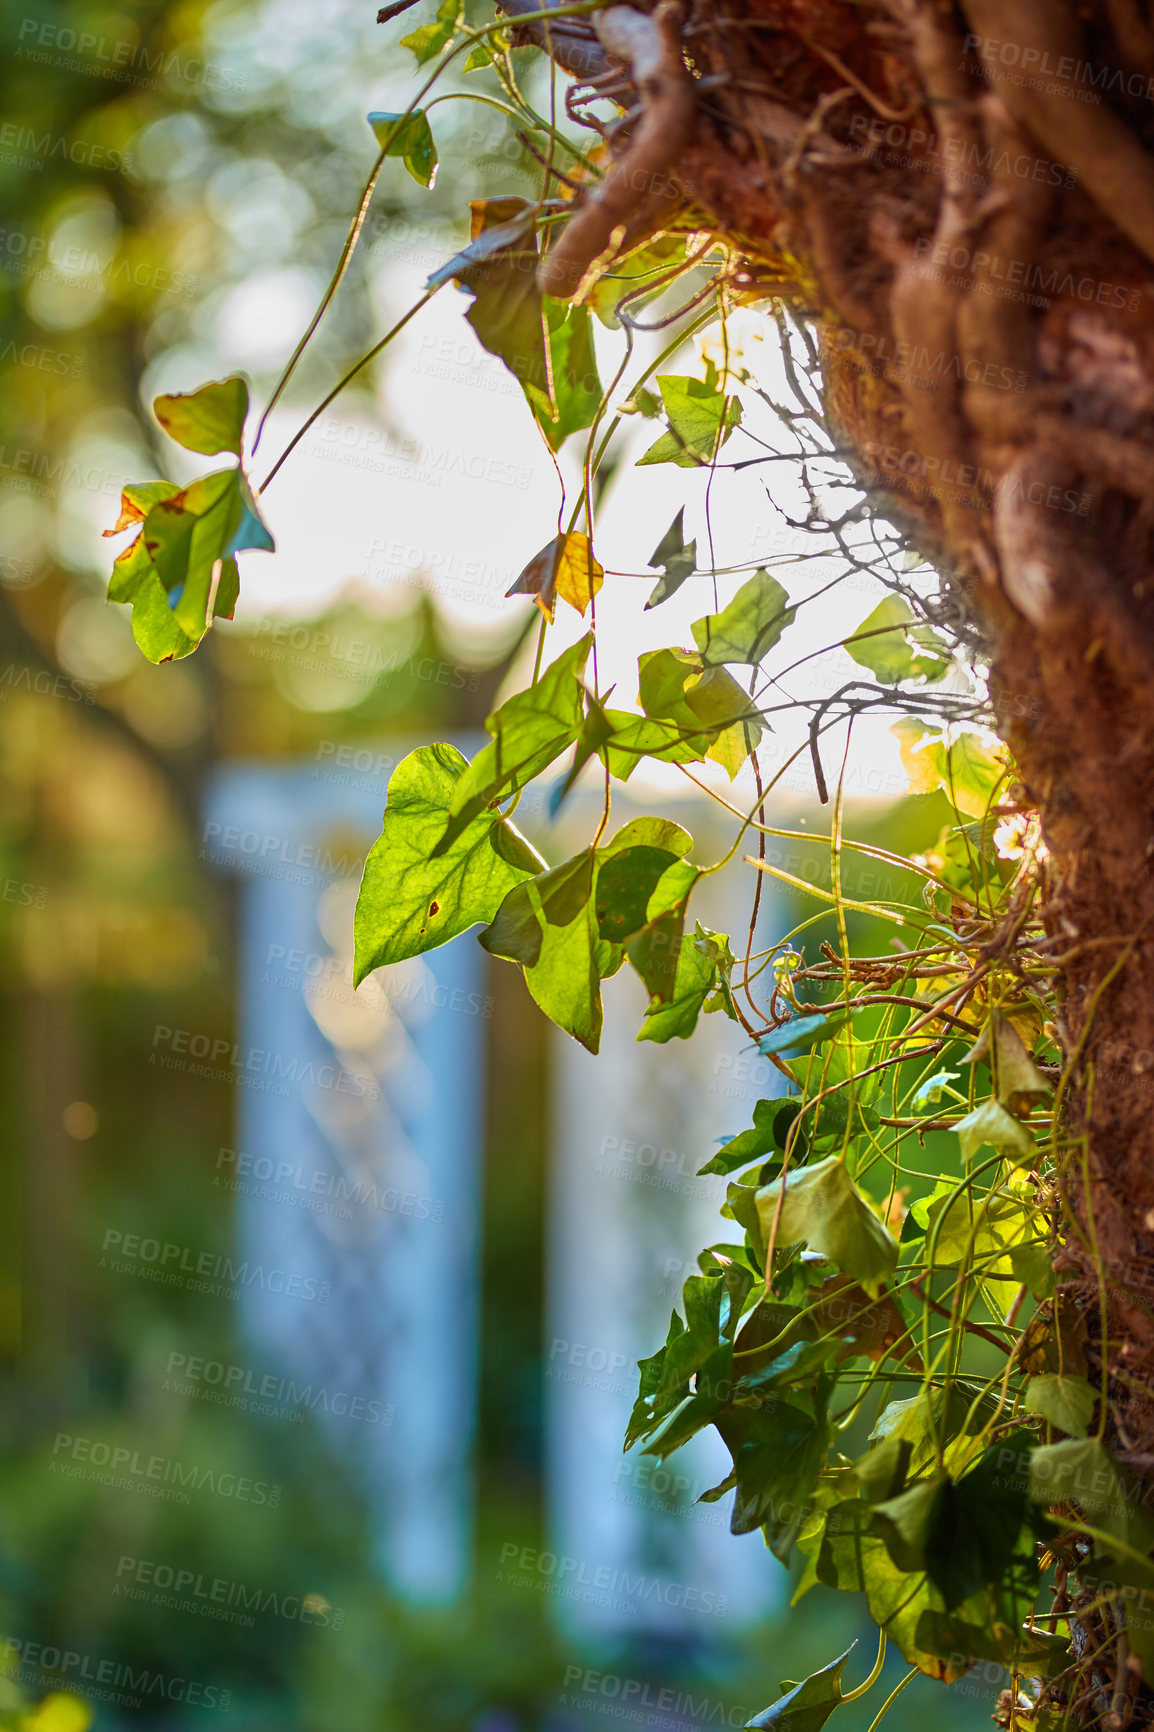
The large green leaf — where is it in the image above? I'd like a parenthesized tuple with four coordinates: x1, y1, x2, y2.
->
(637, 366, 741, 468)
(871, 1438, 1031, 1611)
(692, 569, 796, 666)
(818, 1502, 969, 1681)
(154, 376, 249, 457)
(369, 109, 438, 188)
(353, 743, 545, 981)
(436, 635, 591, 852)
(757, 1157, 899, 1295)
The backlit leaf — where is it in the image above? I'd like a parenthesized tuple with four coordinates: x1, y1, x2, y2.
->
(154, 375, 249, 457)
(400, 0, 463, 64)
(354, 743, 544, 980)
(369, 109, 438, 187)
(554, 531, 603, 615)
(435, 635, 591, 851)
(447, 198, 601, 451)
(844, 596, 950, 685)
(637, 366, 742, 468)
(692, 569, 795, 666)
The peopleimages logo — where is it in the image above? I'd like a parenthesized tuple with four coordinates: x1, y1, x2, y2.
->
(115, 1556, 344, 1629)
(99, 1227, 332, 1305)
(50, 1432, 282, 1508)
(164, 1350, 391, 1425)
(561, 1667, 749, 1727)
(2, 1637, 230, 1713)
(497, 1544, 728, 1617)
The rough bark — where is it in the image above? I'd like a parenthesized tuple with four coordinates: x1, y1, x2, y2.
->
(531, 0, 1154, 1719)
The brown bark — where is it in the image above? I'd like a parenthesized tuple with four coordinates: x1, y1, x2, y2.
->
(532, 0, 1154, 1718)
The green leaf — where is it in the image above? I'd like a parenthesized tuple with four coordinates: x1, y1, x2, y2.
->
(596, 846, 681, 943)
(626, 859, 716, 1043)
(757, 1012, 847, 1057)
(107, 534, 199, 663)
(154, 376, 249, 457)
(435, 635, 591, 852)
(637, 367, 742, 468)
(872, 1437, 1032, 1611)
(976, 1016, 1052, 1117)
(108, 467, 272, 657)
(447, 198, 601, 451)
(400, 0, 463, 64)
(757, 1157, 899, 1295)
(915, 1610, 1070, 1678)
(692, 569, 796, 665)
(892, 722, 1004, 819)
(480, 849, 624, 1054)
(1025, 1374, 1096, 1438)
(955, 1098, 1036, 1169)
(637, 647, 761, 777)
(727, 1400, 833, 1561)
(844, 596, 951, 686)
(141, 468, 272, 639)
(369, 109, 438, 188)
(644, 508, 697, 609)
(626, 1312, 687, 1449)
(353, 743, 545, 981)
(818, 1503, 968, 1681)
(1028, 1438, 1154, 1567)
(700, 1098, 781, 1177)
(598, 710, 701, 780)
(746, 1646, 855, 1732)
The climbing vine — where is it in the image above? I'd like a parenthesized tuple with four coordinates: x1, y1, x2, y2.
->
(98, 1, 1154, 1726)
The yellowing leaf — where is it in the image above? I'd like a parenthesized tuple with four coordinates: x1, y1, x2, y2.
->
(554, 532, 603, 615)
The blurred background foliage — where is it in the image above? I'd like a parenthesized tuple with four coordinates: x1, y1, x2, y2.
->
(0, 0, 997, 1725)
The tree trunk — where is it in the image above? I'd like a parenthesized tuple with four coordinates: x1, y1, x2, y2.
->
(533, 0, 1154, 1717)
